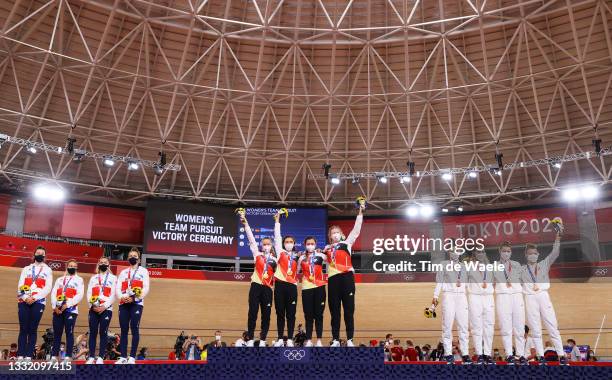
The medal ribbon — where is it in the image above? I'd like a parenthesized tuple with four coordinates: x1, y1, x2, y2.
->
(527, 263, 538, 285)
(98, 272, 109, 293)
(31, 266, 43, 286)
(309, 252, 316, 281)
(128, 266, 139, 289)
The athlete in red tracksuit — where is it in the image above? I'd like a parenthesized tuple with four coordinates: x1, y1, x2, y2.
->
(325, 205, 363, 347)
(242, 213, 278, 347)
(272, 212, 299, 347)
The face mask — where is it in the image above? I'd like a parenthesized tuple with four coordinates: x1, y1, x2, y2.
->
(306, 244, 316, 252)
(128, 257, 138, 265)
(500, 251, 511, 261)
(215, 335, 221, 341)
(98, 264, 109, 272)
(262, 245, 272, 253)
(331, 232, 342, 242)
(527, 253, 539, 263)
(67, 268, 76, 275)
(34, 254, 45, 263)
(284, 243, 294, 251)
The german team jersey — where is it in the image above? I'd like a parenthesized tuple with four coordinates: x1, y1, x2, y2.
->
(17, 263, 53, 305)
(325, 214, 363, 277)
(251, 253, 278, 288)
(274, 250, 299, 285)
(325, 242, 354, 277)
(116, 266, 150, 305)
(299, 252, 327, 290)
(51, 274, 85, 314)
(87, 272, 117, 311)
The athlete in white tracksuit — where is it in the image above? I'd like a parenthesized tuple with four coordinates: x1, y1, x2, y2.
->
(520, 231, 567, 364)
(466, 250, 495, 363)
(492, 241, 526, 364)
(432, 250, 470, 363)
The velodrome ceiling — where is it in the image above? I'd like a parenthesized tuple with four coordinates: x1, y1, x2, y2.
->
(0, 0, 611, 212)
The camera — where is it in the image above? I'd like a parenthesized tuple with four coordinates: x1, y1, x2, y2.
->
(40, 328, 54, 357)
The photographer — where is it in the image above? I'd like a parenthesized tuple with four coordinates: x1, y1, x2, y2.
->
(182, 335, 201, 361)
(293, 324, 306, 347)
(105, 334, 120, 361)
(39, 328, 54, 359)
(173, 331, 187, 359)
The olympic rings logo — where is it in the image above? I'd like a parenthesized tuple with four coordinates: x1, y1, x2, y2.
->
(234, 273, 245, 280)
(48, 262, 62, 270)
(594, 268, 608, 276)
(283, 349, 306, 361)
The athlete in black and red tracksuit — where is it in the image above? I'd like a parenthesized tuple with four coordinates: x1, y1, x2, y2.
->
(272, 212, 300, 347)
(325, 205, 363, 347)
(242, 213, 278, 347)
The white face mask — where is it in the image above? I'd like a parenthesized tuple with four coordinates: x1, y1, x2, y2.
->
(331, 232, 342, 242)
(262, 245, 272, 253)
(527, 253, 539, 263)
(306, 244, 316, 252)
(215, 335, 221, 341)
(500, 250, 511, 261)
(284, 243, 294, 251)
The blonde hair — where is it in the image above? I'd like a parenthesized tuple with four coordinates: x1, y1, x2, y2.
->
(65, 259, 78, 274)
(328, 225, 344, 243)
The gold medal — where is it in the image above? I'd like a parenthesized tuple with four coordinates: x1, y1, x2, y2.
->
(330, 262, 335, 268)
(263, 273, 269, 280)
(287, 269, 293, 276)
(309, 275, 314, 281)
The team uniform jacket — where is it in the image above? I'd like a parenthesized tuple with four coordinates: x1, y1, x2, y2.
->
(51, 274, 85, 313)
(116, 266, 150, 305)
(17, 263, 53, 305)
(87, 272, 118, 311)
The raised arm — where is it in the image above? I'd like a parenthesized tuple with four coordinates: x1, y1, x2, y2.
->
(274, 214, 283, 254)
(345, 212, 364, 246)
(243, 220, 261, 258)
(541, 236, 561, 270)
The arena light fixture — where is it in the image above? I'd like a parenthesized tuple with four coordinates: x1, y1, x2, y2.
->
(375, 172, 387, 184)
(468, 171, 478, 179)
(419, 205, 434, 218)
(351, 177, 360, 185)
(103, 158, 115, 167)
(26, 145, 37, 155)
(330, 175, 340, 185)
(441, 208, 449, 213)
(582, 185, 600, 200)
(406, 205, 419, 217)
(441, 172, 452, 181)
(400, 176, 411, 184)
(127, 160, 139, 171)
(561, 187, 580, 202)
(457, 206, 464, 212)
(32, 183, 65, 202)
(73, 149, 86, 163)
(322, 163, 331, 178)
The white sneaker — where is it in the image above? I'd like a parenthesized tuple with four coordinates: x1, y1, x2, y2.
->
(24, 357, 32, 362)
(331, 340, 340, 347)
(96, 357, 104, 364)
(316, 339, 323, 347)
(258, 340, 266, 347)
(286, 339, 294, 347)
(16, 356, 23, 362)
(127, 357, 136, 364)
(115, 357, 128, 365)
(50, 357, 58, 364)
(273, 339, 284, 347)
(305, 340, 313, 347)
(85, 357, 95, 365)
(347, 339, 355, 347)
(63, 357, 71, 363)
(246, 340, 255, 347)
